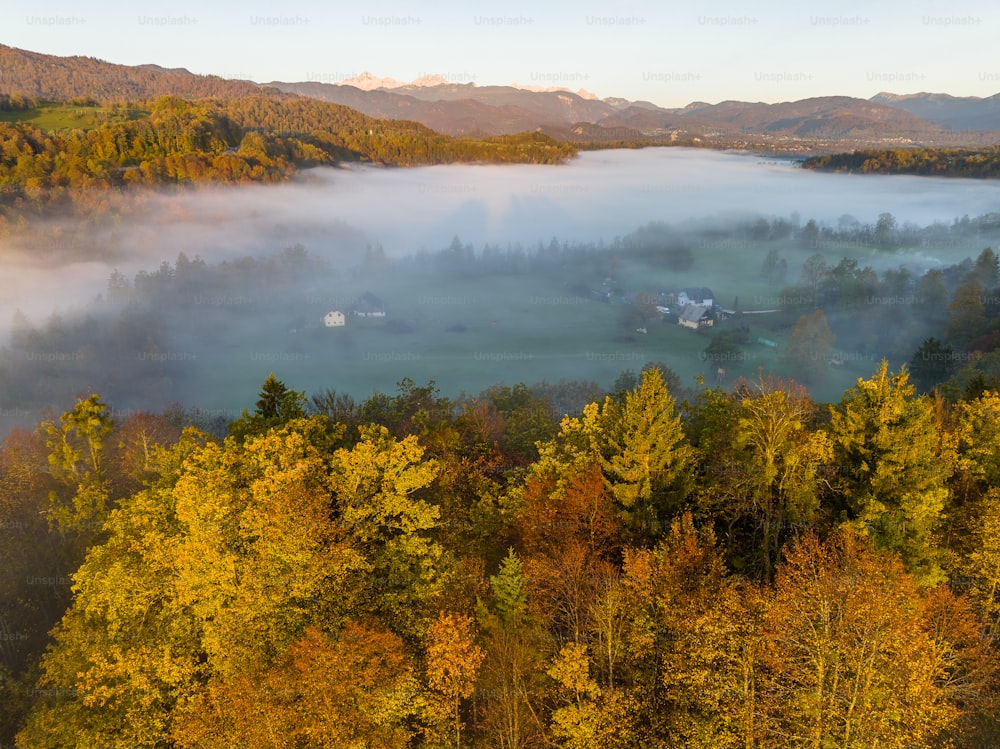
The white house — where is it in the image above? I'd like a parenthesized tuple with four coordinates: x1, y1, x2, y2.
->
(677, 287, 714, 308)
(323, 310, 346, 327)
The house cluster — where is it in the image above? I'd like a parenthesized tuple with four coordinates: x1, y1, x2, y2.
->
(675, 287, 715, 330)
(323, 291, 386, 327)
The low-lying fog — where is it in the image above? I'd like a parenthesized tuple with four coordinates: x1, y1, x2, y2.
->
(92, 147, 1000, 256)
(5, 147, 1000, 327)
(2, 146, 1000, 431)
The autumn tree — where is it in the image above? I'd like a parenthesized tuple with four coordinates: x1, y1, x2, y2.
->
(41, 393, 114, 538)
(17, 430, 210, 748)
(620, 514, 763, 746)
(476, 549, 548, 749)
(174, 623, 421, 749)
(701, 373, 833, 578)
(0, 428, 66, 744)
(18, 412, 453, 747)
(327, 424, 446, 638)
(763, 530, 995, 747)
(546, 641, 638, 748)
(948, 392, 1000, 639)
(829, 362, 953, 584)
(424, 611, 484, 747)
(535, 367, 694, 540)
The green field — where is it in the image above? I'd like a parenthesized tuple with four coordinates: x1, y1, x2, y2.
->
(0, 102, 147, 130)
(5, 222, 953, 429)
(176, 245, 878, 416)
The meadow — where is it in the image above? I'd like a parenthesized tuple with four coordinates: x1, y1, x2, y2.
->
(173, 240, 882, 418)
(0, 101, 146, 130)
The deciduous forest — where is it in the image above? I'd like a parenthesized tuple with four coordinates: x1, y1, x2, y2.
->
(2, 364, 1000, 747)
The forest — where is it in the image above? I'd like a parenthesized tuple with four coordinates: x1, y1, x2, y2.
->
(2, 362, 1000, 747)
(0, 93, 576, 228)
(802, 146, 1000, 178)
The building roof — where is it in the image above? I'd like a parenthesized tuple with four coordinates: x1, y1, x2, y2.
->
(680, 304, 710, 323)
(681, 287, 714, 301)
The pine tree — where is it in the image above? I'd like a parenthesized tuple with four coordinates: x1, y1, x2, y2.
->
(829, 362, 953, 584)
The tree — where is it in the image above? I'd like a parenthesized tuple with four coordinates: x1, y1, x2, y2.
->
(517, 465, 621, 643)
(173, 623, 421, 749)
(623, 290, 659, 329)
(946, 277, 987, 348)
(327, 424, 444, 637)
(875, 211, 897, 247)
(702, 332, 744, 374)
(530, 368, 693, 541)
(781, 310, 834, 383)
(109, 410, 183, 494)
(974, 246, 1000, 289)
(476, 549, 549, 749)
(18, 431, 209, 749)
(800, 253, 828, 293)
(424, 612, 484, 747)
(760, 248, 787, 285)
(949, 392, 1000, 637)
(798, 218, 819, 249)
(545, 642, 637, 749)
(730, 375, 833, 577)
(490, 548, 528, 629)
(620, 514, 763, 746)
(41, 394, 114, 539)
(909, 337, 957, 393)
(763, 530, 995, 747)
(829, 362, 953, 584)
(597, 367, 695, 536)
(227, 372, 307, 441)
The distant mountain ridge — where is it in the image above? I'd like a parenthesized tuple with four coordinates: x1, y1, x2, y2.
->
(870, 91, 1000, 131)
(3, 44, 1000, 149)
(268, 79, 981, 146)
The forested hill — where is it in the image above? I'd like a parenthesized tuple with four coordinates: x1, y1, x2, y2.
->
(802, 146, 1000, 178)
(0, 94, 576, 221)
(0, 44, 269, 101)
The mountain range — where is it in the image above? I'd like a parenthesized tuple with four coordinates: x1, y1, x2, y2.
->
(3, 44, 1000, 151)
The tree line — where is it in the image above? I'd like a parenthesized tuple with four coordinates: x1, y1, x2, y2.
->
(2, 366, 1000, 746)
(802, 146, 1000, 178)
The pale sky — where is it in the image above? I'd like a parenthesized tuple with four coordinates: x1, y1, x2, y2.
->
(1, 0, 997, 107)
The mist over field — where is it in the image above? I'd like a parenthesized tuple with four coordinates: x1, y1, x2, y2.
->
(3, 147, 1000, 433)
(101, 147, 1000, 256)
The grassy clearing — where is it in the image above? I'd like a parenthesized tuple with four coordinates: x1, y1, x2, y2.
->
(0, 103, 147, 130)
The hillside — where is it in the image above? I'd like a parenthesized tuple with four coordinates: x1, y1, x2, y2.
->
(0, 44, 270, 101)
(0, 93, 575, 230)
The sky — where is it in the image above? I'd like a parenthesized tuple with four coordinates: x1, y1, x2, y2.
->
(1, 0, 998, 107)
